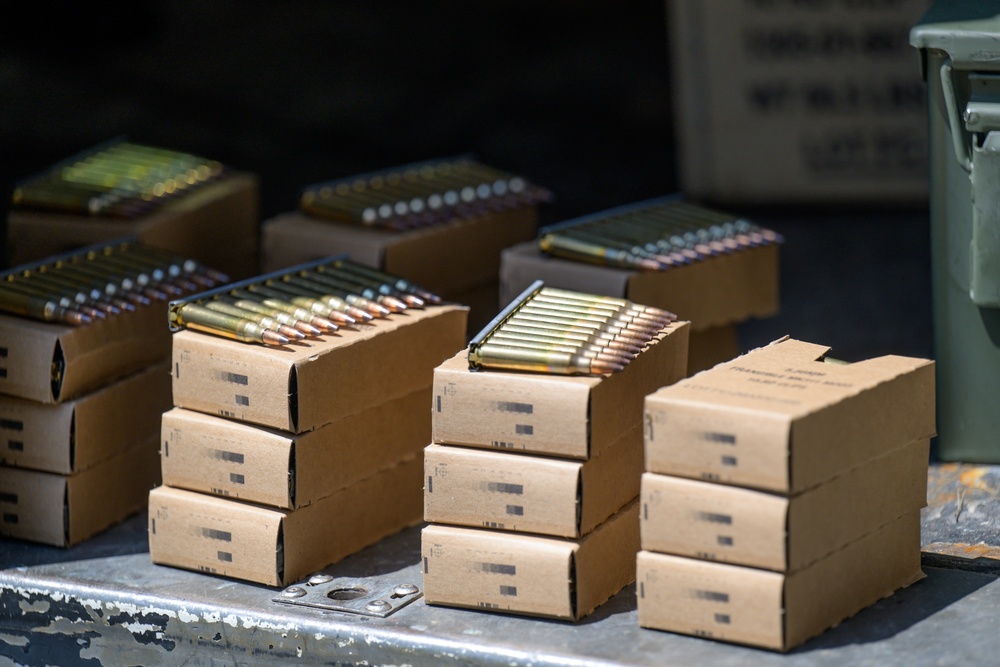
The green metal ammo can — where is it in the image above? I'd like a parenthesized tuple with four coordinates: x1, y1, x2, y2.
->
(912, 3, 1000, 461)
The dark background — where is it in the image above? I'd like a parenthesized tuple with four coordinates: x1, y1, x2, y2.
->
(0, 0, 932, 363)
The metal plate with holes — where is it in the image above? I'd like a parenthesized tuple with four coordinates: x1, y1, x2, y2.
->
(273, 574, 422, 617)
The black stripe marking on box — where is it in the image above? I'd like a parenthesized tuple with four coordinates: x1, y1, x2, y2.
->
(486, 482, 523, 495)
(230, 473, 245, 484)
(499, 585, 517, 596)
(202, 528, 232, 542)
(717, 535, 734, 546)
(217, 551, 233, 562)
(0, 493, 16, 504)
(481, 562, 516, 575)
(436, 395, 442, 413)
(8, 441, 23, 451)
(703, 432, 736, 445)
(695, 590, 730, 603)
(721, 455, 737, 466)
(0, 347, 8, 358)
(515, 424, 533, 435)
(506, 505, 524, 516)
(3, 513, 17, 524)
(497, 401, 532, 414)
(715, 613, 731, 624)
(427, 476, 433, 493)
(697, 512, 732, 525)
(235, 395, 250, 406)
(212, 450, 245, 464)
(0, 419, 22, 432)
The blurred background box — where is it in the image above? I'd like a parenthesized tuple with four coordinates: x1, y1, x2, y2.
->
(670, 0, 931, 204)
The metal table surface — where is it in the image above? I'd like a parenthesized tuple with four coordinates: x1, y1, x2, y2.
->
(2, 463, 999, 666)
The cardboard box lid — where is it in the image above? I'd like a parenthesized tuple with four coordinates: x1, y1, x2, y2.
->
(644, 337, 936, 492)
(0, 303, 171, 404)
(149, 454, 424, 586)
(171, 304, 466, 433)
(0, 434, 159, 547)
(262, 207, 537, 295)
(499, 241, 779, 331)
(640, 438, 929, 571)
(424, 423, 642, 538)
(161, 385, 432, 509)
(0, 361, 170, 474)
(637, 511, 923, 651)
(422, 499, 639, 620)
(432, 321, 689, 459)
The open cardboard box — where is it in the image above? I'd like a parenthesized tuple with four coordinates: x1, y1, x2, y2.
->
(148, 454, 423, 586)
(0, 362, 170, 474)
(644, 337, 935, 493)
(640, 438, 928, 572)
(637, 511, 924, 651)
(8, 173, 260, 280)
(432, 321, 689, 460)
(0, 303, 171, 405)
(261, 207, 537, 296)
(424, 423, 642, 538)
(172, 304, 466, 433)
(161, 386, 431, 509)
(422, 499, 639, 621)
(0, 434, 160, 547)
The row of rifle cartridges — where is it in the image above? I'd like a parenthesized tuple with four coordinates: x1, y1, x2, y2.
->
(169, 259, 443, 347)
(11, 140, 227, 219)
(0, 243, 228, 326)
(539, 200, 782, 271)
(468, 281, 676, 376)
(299, 157, 552, 231)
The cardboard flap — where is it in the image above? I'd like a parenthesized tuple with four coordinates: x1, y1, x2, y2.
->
(574, 499, 641, 618)
(637, 550, 786, 649)
(421, 523, 577, 618)
(499, 242, 633, 306)
(262, 212, 386, 272)
(148, 485, 286, 586)
(579, 425, 643, 534)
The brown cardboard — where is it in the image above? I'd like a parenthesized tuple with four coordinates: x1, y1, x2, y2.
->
(424, 424, 642, 538)
(688, 323, 740, 376)
(644, 338, 936, 493)
(636, 511, 924, 651)
(422, 499, 639, 620)
(261, 207, 537, 296)
(171, 304, 467, 433)
(446, 281, 500, 339)
(640, 438, 928, 571)
(148, 454, 423, 586)
(8, 173, 260, 280)
(0, 362, 170, 474)
(0, 303, 171, 404)
(499, 241, 779, 332)
(0, 435, 160, 546)
(432, 321, 689, 460)
(161, 386, 432, 509)
(669, 0, 930, 204)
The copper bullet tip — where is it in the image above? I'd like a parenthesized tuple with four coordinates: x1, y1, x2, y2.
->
(311, 316, 339, 333)
(262, 330, 290, 346)
(638, 258, 664, 270)
(591, 359, 625, 374)
(346, 306, 374, 322)
(402, 294, 425, 308)
(364, 302, 391, 317)
(381, 296, 408, 312)
(295, 321, 323, 336)
(278, 324, 305, 340)
(64, 310, 91, 326)
(325, 310, 357, 326)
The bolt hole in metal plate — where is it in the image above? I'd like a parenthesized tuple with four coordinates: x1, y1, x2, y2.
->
(272, 576, 422, 617)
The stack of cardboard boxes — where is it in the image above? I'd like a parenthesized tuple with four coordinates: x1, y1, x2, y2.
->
(147, 278, 467, 586)
(421, 319, 690, 620)
(636, 338, 935, 651)
(0, 299, 171, 546)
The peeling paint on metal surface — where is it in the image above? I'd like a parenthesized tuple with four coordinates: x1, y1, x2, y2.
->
(18, 599, 49, 614)
(0, 634, 28, 647)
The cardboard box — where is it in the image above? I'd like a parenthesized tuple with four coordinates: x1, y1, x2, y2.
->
(499, 241, 779, 333)
(669, 0, 930, 204)
(636, 511, 923, 651)
(0, 435, 160, 547)
(688, 323, 740, 376)
(644, 338, 935, 493)
(0, 303, 171, 404)
(172, 304, 466, 433)
(432, 321, 689, 460)
(448, 280, 501, 339)
(8, 173, 260, 279)
(161, 386, 432, 509)
(424, 424, 642, 538)
(148, 454, 423, 586)
(422, 499, 639, 620)
(261, 207, 537, 296)
(640, 438, 928, 571)
(0, 362, 170, 474)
